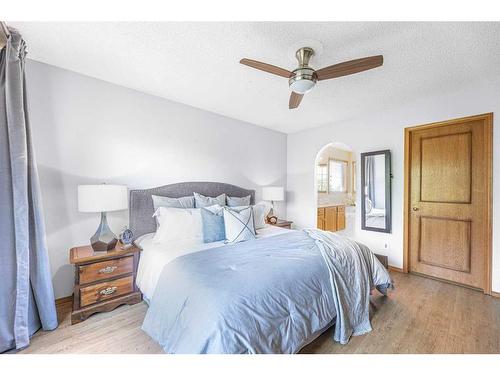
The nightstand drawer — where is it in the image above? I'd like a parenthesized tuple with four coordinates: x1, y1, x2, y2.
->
(78, 256, 133, 284)
(80, 275, 134, 307)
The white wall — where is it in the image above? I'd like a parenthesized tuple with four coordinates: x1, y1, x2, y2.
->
(287, 76, 500, 293)
(26, 60, 287, 299)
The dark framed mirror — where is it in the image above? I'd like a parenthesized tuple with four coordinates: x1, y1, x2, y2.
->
(361, 150, 392, 233)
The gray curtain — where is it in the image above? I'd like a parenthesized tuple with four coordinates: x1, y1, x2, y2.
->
(365, 156, 375, 205)
(0, 28, 57, 352)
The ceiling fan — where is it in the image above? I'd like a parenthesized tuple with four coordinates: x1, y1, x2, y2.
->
(240, 47, 383, 109)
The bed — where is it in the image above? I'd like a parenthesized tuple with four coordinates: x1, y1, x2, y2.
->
(365, 207, 386, 228)
(129, 182, 392, 354)
(135, 224, 290, 302)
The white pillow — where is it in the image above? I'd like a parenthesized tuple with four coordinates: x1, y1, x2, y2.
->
(134, 232, 155, 249)
(152, 207, 203, 244)
(223, 206, 256, 243)
(253, 202, 271, 229)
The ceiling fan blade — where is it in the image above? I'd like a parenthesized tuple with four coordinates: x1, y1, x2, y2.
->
(289, 92, 304, 109)
(315, 55, 383, 81)
(240, 58, 292, 78)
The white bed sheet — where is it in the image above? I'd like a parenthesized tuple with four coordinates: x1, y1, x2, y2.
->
(136, 224, 292, 301)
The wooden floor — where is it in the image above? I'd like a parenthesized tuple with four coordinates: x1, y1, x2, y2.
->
(12, 271, 500, 354)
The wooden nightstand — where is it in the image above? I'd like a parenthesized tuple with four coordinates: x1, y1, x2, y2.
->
(269, 219, 293, 229)
(69, 243, 142, 324)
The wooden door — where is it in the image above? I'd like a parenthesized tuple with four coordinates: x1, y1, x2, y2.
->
(325, 206, 337, 232)
(407, 114, 492, 290)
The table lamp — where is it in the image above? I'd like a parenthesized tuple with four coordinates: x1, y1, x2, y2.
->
(262, 186, 284, 223)
(78, 184, 128, 251)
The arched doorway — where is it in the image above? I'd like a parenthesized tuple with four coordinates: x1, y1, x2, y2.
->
(314, 142, 356, 236)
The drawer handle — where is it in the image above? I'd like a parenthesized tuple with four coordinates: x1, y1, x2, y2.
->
(99, 286, 118, 296)
(98, 266, 117, 274)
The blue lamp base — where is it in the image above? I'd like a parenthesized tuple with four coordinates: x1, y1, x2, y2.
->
(90, 212, 118, 252)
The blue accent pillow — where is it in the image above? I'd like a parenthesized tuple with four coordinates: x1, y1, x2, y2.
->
(200, 205, 226, 243)
(227, 195, 251, 207)
(194, 192, 226, 208)
(152, 194, 195, 210)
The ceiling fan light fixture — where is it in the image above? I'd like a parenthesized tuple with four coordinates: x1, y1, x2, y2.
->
(289, 67, 317, 94)
(240, 46, 383, 109)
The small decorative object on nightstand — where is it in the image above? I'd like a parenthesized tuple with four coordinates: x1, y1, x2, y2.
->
(119, 227, 134, 250)
(69, 242, 142, 324)
(269, 219, 293, 230)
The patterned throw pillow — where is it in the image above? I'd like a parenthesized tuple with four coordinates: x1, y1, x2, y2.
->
(223, 206, 256, 243)
(229, 202, 270, 230)
(193, 192, 226, 208)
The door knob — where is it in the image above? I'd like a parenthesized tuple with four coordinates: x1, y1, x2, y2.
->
(412, 206, 419, 211)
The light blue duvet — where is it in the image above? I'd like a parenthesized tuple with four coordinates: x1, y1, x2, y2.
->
(142, 230, 392, 353)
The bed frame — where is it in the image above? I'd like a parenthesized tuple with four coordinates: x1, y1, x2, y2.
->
(129, 181, 255, 240)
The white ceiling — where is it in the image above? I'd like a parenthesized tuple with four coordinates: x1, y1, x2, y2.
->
(10, 22, 500, 134)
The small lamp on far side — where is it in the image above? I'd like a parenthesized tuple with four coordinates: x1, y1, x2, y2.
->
(262, 186, 284, 224)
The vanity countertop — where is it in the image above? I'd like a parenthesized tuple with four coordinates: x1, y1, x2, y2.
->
(317, 203, 353, 208)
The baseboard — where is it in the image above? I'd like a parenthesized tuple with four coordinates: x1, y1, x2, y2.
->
(55, 295, 73, 306)
(491, 291, 500, 299)
(388, 266, 405, 273)
(411, 271, 484, 292)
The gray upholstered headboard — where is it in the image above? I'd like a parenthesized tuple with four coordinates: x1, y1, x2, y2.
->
(129, 181, 255, 239)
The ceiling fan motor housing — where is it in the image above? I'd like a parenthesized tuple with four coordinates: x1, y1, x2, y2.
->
(289, 47, 317, 94)
(289, 68, 317, 94)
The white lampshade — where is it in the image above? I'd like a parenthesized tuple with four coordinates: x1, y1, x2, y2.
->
(262, 186, 285, 202)
(78, 184, 128, 213)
